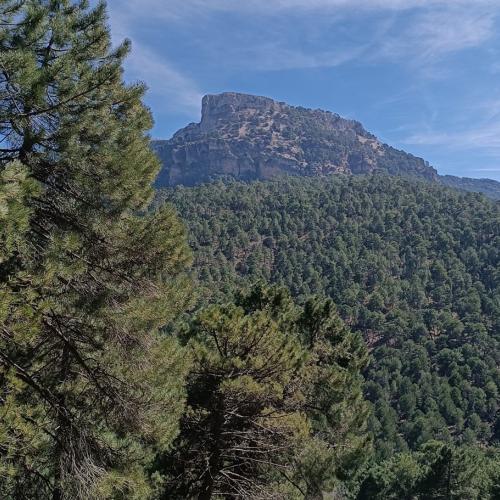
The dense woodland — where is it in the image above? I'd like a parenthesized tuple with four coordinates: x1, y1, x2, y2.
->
(439, 175, 500, 201)
(0, 1, 499, 498)
(161, 176, 500, 451)
(159, 175, 500, 496)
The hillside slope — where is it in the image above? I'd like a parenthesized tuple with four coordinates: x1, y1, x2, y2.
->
(439, 175, 500, 200)
(157, 175, 500, 457)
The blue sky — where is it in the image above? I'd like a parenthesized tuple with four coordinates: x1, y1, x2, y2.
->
(106, 0, 500, 180)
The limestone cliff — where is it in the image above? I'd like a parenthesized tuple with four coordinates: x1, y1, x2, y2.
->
(152, 92, 438, 186)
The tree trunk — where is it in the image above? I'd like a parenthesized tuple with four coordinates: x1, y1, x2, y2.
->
(198, 396, 224, 500)
(53, 344, 71, 500)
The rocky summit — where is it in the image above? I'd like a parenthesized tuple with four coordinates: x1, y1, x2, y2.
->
(152, 92, 438, 187)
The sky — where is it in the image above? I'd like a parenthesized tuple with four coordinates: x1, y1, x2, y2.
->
(106, 0, 500, 180)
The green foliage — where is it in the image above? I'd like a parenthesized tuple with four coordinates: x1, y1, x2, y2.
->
(357, 441, 500, 499)
(2, 1, 498, 498)
(154, 285, 369, 499)
(0, 161, 39, 264)
(0, 1, 192, 498)
(160, 174, 500, 457)
(440, 175, 500, 200)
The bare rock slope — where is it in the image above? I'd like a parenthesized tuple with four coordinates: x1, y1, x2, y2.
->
(153, 92, 438, 186)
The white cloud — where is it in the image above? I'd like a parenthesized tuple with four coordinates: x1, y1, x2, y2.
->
(219, 41, 370, 71)
(377, 7, 496, 65)
(403, 123, 500, 151)
(108, 0, 498, 75)
(106, 3, 202, 116)
(475, 98, 500, 121)
(125, 45, 202, 115)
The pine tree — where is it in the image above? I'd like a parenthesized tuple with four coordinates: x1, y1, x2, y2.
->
(0, 1, 192, 498)
(292, 297, 371, 498)
(156, 296, 310, 499)
(356, 441, 500, 499)
(155, 285, 369, 499)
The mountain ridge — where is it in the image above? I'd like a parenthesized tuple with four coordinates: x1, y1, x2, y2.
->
(439, 174, 500, 200)
(152, 92, 500, 199)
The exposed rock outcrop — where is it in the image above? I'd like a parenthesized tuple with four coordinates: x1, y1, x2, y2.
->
(153, 92, 438, 186)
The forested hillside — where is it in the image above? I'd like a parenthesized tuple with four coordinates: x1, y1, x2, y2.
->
(159, 175, 500, 458)
(439, 175, 500, 200)
(2, 0, 499, 497)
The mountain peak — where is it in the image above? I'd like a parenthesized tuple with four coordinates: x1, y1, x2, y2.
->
(154, 92, 438, 186)
(200, 92, 282, 132)
(202, 92, 278, 112)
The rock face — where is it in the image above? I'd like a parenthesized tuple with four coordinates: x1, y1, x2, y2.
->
(153, 92, 438, 186)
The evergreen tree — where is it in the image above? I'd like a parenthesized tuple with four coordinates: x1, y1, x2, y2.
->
(292, 297, 370, 497)
(155, 285, 369, 499)
(356, 441, 500, 499)
(0, 1, 192, 498)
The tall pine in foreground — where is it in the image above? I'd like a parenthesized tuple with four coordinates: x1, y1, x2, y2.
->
(0, 1, 192, 498)
(156, 285, 369, 499)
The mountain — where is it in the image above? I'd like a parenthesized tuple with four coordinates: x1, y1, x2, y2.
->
(153, 92, 500, 199)
(152, 92, 438, 186)
(439, 175, 500, 200)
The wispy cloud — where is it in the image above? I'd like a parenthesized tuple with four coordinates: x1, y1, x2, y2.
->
(477, 98, 500, 121)
(109, 0, 498, 75)
(125, 44, 202, 115)
(217, 41, 370, 71)
(106, 3, 202, 117)
(403, 122, 500, 151)
(376, 7, 496, 65)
